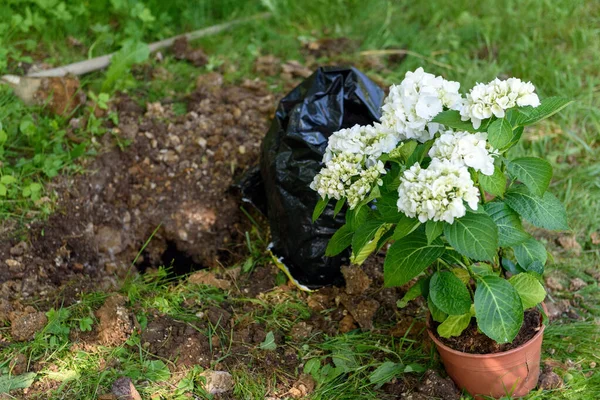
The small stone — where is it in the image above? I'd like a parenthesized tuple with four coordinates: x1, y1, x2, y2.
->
(338, 314, 357, 334)
(105, 262, 118, 274)
(5, 259, 23, 272)
(96, 226, 125, 255)
(11, 311, 48, 341)
(199, 370, 233, 394)
(289, 374, 315, 399)
(538, 371, 563, 390)
(112, 377, 142, 400)
(0, 299, 14, 321)
(569, 277, 587, 291)
(196, 137, 207, 148)
(545, 276, 564, 291)
(557, 235, 582, 255)
(10, 241, 28, 256)
(590, 362, 597, 368)
(96, 295, 134, 346)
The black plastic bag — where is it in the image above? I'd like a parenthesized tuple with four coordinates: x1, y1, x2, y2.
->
(246, 66, 384, 288)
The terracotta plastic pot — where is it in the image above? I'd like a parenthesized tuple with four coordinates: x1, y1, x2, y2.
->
(427, 309, 546, 399)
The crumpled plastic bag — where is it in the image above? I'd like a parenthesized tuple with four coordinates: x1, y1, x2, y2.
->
(243, 66, 384, 288)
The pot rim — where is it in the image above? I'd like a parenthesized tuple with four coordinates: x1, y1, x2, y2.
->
(427, 304, 547, 359)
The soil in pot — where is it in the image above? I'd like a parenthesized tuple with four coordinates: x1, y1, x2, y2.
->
(432, 307, 543, 354)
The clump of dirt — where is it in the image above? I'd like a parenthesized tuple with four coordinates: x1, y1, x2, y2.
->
(434, 308, 543, 354)
(96, 294, 135, 346)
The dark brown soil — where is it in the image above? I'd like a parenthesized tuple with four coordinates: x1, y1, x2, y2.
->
(433, 308, 543, 354)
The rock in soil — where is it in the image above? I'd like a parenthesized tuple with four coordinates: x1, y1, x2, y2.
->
(10, 311, 48, 341)
(341, 265, 371, 295)
(538, 370, 564, 390)
(416, 369, 460, 400)
(289, 374, 316, 399)
(96, 294, 134, 346)
(199, 370, 234, 394)
(111, 377, 142, 400)
(569, 277, 587, 291)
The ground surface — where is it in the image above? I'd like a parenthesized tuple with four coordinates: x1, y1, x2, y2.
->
(0, 1, 599, 399)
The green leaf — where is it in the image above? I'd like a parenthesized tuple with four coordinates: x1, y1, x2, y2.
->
(303, 358, 321, 376)
(484, 202, 530, 247)
(346, 206, 369, 230)
(0, 175, 16, 185)
(507, 157, 553, 196)
(351, 224, 390, 265)
(144, 360, 171, 382)
(428, 294, 447, 323)
(431, 110, 479, 132)
(352, 220, 387, 257)
(259, 331, 277, 351)
(487, 118, 513, 149)
(333, 198, 345, 217)
(391, 215, 420, 240)
(509, 273, 546, 310)
(375, 193, 402, 223)
(516, 97, 573, 126)
(388, 140, 418, 163)
(312, 197, 329, 223)
(0, 372, 37, 393)
(397, 277, 430, 308)
(504, 185, 568, 230)
(471, 263, 498, 277)
(325, 224, 353, 257)
(474, 276, 524, 343)
(102, 40, 150, 92)
(406, 142, 434, 166)
(429, 271, 472, 315)
(479, 167, 506, 197)
(383, 231, 445, 287)
(425, 220, 444, 245)
(437, 312, 472, 338)
(444, 212, 498, 261)
(451, 268, 471, 285)
(369, 362, 405, 388)
(513, 237, 547, 269)
(0, 183, 6, 197)
(524, 260, 545, 275)
(501, 258, 524, 275)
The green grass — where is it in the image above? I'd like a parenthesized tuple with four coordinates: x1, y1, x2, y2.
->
(0, 0, 599, 398)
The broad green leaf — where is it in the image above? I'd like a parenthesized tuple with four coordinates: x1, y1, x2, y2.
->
(428, 294, 447, 323)
(325, 224, 353, 257)
(0, 175, 16, 185)
(431, 110, 479, 132)
(484, 202, 531, 247)
(391, 215, 420, 240)
(479, 167, 506, 197)
(351, 224, 390, 265)
(425, 220, 444, 244)
(501, 258, 524, 275)
(259, 331, 277, 350)
(352, 220, 387, 257)
(504, 185, 568, 230)
(375, 193, 403, 223)
(437, 312, 473, 338)
(474, 275, 524, 343)
(513, 237, 547, 269)
(429, 271, 472, 315)
(312, 197, 329, 222)
(303, 358, 321, 376)
(346, 206, 369, 230)
(507, 157, 553, 196)
(516, 97, 573, 126)
(0, 372, 37, 394)
(406, 142, 434, 166)
(487, 118, 513, 149)
(452, 268, 470, 285)
(524, 260, 545, 275)
(391, 140, 418, 162)
(333, 198, 345, 217)
(102, 40, 150, 92)
(397, 277, 430, 308)
(471, 263, 498, 277)
(384, 231, 445, 287)
(0, 183, 6, 197)
(509, 273, 546, 310)
(444, 212, 498, 261)
(369, 362, 405, 387)
(332, 346, 359, 372)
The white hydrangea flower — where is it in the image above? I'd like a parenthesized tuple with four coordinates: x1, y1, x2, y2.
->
(397, 159, 480, 224)
(324, 124, 400, 165)
(460, 77, 540, 129)
(428, 130, 496, 175)
(380, 68, 462, 143)
(310, 152, 362, 200)
(346, 161, 386, 209)
(324, 125, 366, 163)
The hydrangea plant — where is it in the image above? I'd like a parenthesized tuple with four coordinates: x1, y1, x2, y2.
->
(311, 68, 572, 344)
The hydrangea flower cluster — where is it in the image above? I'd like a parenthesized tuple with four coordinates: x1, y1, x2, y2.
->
(311, 124, 395, 208)
(428, 130, 497, 176)
(380, 67, 462, 143)
(460, 78, 540, 129)
(397, 159, 480, 224)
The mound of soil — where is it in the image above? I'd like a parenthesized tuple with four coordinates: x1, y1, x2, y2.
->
(0, 75, 275, 305)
